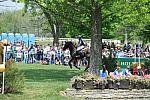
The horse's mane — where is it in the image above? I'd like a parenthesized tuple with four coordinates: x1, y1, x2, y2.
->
(65, 41, 74, 45)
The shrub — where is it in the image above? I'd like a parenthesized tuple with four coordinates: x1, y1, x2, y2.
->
(4, 66, 25, 93)
(0, 59, 25, 93)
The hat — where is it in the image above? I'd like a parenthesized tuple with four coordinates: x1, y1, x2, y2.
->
(127, 66, 130, 69)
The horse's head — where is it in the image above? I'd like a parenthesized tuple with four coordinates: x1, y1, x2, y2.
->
(63, 41, 75, 51)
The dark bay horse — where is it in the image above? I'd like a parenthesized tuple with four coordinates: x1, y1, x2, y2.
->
(63, 41, 90, 71)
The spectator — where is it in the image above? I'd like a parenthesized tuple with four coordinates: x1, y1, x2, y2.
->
(100, 65, 108, 79)
(133, 67, 139, 75)
(137, 66, 144, 76)
(23, 47, 29, 64)
(122, 66, 132, 76)
(16, 50, 22, 62)
(64, 56, 69, 66)
(114, 66, 122, 76)
(142, 67, 147, 75)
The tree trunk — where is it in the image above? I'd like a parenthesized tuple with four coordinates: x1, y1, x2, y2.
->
(89, 1, 102, 74)
(52, 24, 59, 46)
(44, 12, 60, 46)
(52, 22, 61, 46)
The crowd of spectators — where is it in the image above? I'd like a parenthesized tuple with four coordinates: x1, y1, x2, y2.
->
(4, 41, 150, 67)
(5, 42, 72, 66)
(102, 42, 150, 58)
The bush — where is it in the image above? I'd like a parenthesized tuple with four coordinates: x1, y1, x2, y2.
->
(4, 66, 25, 93)
(0, 60, 25, 93)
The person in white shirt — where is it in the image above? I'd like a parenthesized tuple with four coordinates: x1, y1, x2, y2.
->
(23, 47, 29, 64)
(64, 49, 70, 57)
(122, 66, 132, 76)
(16, 50, 22, 62)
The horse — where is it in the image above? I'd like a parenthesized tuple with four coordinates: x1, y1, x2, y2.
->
(63, 41, 90, 71)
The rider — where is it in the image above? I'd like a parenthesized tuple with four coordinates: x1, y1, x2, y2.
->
(77, 35, 86, 51)
(75, 35, 87, 57)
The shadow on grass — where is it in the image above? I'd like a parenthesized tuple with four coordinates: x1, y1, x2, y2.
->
(22, 69, 83, 82)
(8, 91, 24, 95)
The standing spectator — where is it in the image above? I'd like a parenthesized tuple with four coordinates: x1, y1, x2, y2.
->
(102, 42, 107, 49)
(64, 49, 70, 58)
(16, 50, 22, 62)
(50, 48, 55, 64)
(107, 42, 111, 49)
(127, 43, 131, 52)
(23, 47, 29, 64)
(9, 45, 14, 59)
(111, 42, 116, 50)
(29, 44, 34, 63)
(60, 47, 64, 65)
(34, 45, 38, 60)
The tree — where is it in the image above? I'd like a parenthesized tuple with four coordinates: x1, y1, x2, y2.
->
(61, 0, 150, 74)
(21, 0, 150, 74)
(22, 0, 64, 46)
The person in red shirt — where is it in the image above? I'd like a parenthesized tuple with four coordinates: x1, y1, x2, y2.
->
(133, 67, 139, 75)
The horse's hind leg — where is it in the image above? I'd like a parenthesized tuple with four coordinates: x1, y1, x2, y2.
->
(84, 57, 90, 71)
(84, 66, 89, 71)
(74, 59, 80, 70)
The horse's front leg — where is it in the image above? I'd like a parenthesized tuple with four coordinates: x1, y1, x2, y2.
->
(68, 58, 73, 69)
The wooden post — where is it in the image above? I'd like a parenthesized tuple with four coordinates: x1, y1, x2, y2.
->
(2, 72, 4, 94)
(1, 46, 6, 94)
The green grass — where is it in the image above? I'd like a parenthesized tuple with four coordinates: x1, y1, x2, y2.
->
(0, 63, 84, 100)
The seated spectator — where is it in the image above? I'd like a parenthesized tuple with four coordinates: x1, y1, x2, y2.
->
(55, 57, 60, 65)
(137, 66, 144, 76)
(114, 66, 122, 76)
(100, 65, 108, 79)
(142, 67, 147, 75)
(122, 66, 132, 76)
(133, 67, 139, 75)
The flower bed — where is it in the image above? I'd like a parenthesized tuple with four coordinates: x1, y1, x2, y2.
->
(71, 73, 150, 90)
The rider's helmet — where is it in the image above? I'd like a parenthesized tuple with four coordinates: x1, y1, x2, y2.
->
(73, 40, 78, 48)
(78, 35, 82, 40)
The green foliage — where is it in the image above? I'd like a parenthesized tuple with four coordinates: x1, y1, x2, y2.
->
(0, 11, 32, 33)
(140, 24, 150, 44)
(4, 63, 25, 93)
(0, 10, 50, 36)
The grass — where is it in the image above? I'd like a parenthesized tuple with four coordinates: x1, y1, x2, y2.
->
(0, 63, 84, 100)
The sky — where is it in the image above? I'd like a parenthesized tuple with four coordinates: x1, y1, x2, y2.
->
(0, 0, 24, 12)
